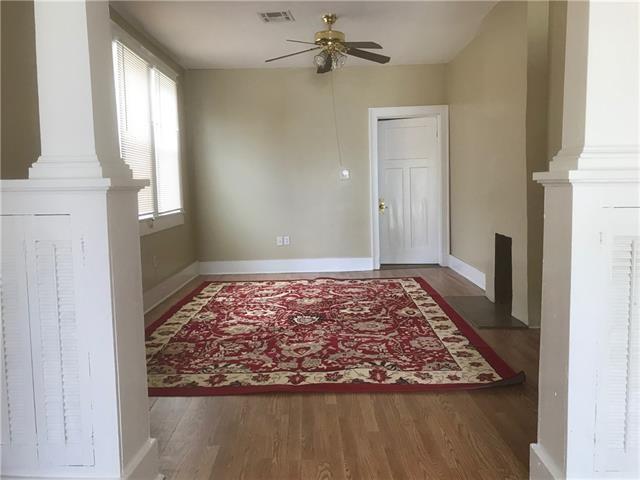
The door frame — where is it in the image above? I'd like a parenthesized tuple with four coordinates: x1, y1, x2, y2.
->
(368, 105, 450, 269)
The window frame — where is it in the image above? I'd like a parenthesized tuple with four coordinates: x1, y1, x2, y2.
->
(111, 23, 184, 237)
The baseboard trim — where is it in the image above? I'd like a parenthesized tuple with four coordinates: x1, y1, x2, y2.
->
(530, 443, 563, 480)
(143, 262, 199, 313)
(122, 438, 161, 480)
(199, 257, 374, 275)
(448, 255, 486, 290)
(1, 438, 161, 480)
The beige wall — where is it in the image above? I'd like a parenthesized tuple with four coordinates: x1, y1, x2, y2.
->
(186, 65, 446, 261)
(446, 2, 531, 322)
(446, 0, 563, 325)
(525, 1, 566, 326)
(1, 1, 40, 179)
(2, 1, 566, 321)
(110, 7, 197, 291)
(0, 2, 197, 292)
(525, 2, 551, 327)
(547, 1, 567, 160)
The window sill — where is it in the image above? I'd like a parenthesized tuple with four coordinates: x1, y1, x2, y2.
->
(139, 211, 184, 237)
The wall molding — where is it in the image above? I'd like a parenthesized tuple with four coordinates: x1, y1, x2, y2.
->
(199, 257, 374, 275)
(143, 261, 199, 313)
(448, 255, 486, 290)
(549, 145, 640, 172)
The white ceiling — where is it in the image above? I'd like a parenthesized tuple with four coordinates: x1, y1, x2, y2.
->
(111, 1, 496, 69)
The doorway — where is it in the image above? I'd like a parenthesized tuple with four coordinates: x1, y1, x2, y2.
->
(369, 106, 450, 269)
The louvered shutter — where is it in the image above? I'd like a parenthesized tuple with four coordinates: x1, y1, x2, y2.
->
(1, 217, 38, 458)
(0, 216, 94, 467)
(595, 216, 639, 473)
(27, 216, 94, 466)
(112, 41, 155, 217)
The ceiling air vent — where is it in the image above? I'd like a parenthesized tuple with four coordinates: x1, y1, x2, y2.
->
(259, 11, 295, 23)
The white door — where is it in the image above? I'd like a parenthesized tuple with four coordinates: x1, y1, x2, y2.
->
(378, 116, 441, 264)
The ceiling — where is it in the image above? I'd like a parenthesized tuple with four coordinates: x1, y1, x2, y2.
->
(111, 1, 496, 70)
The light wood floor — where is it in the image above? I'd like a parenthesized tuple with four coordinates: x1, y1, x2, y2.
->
(145, 267, 539, 480)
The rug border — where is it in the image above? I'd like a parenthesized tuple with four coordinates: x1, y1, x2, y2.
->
(145, 276, 525, 396)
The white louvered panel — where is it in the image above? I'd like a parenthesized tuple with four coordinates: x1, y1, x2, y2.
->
(0, 216, 38, 453)
(26, 216, 94, 466)
(624, 238, 639, 462)
(35, 240, 83, 445)
(596, 233, 640, 473)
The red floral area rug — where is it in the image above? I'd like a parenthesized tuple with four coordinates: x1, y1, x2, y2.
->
(145, 277, 524, 396)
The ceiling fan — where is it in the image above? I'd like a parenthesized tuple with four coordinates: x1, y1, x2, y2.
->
(265, 13, 391, 74)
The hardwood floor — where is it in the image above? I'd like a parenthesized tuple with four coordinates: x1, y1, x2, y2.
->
(145, 267, 539, 480)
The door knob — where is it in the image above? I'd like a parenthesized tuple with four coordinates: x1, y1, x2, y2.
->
(378, 199, 387, 213)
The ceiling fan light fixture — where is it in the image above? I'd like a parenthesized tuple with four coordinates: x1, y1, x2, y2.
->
(331, 50, 347, 69)
(313, 49, 346, 71)
(313, 50, 328, 68)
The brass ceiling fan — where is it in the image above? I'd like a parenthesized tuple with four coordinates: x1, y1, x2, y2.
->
(265, 13, 391, 73)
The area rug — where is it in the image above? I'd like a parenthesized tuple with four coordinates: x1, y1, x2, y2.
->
(145, 277, 524, 395)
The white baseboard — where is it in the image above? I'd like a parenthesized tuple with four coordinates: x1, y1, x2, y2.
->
(143, 262, 199, 313)
(2, 437, 162, 480)
(123, 438, 161, 480)
(448, 255, 486, 290)
(530, 443, 563, 480)
(199, 257, 374, 275)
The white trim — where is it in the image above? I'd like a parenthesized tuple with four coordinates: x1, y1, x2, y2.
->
(534, 168, 640, 186)
(199, 257, 374, 275)
(122, 438, 161, 480)
(139, 211, 184, 237)
(448, 255, 486, 290)
(529, 443, 563, 480)
(0, 178, 147, 192)
(548, 145, 640, 172)
(368, 105, 450, 270)
(143, 261, 198, 313)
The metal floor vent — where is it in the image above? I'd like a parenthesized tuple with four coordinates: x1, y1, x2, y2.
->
(259, 11, 295, 23)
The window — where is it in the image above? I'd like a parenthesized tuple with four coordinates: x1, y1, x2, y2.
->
(112, 39, 182, 231)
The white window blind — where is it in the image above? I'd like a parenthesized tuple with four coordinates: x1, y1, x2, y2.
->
(151, 69, 181, 215)
(112, 40, 182, 219)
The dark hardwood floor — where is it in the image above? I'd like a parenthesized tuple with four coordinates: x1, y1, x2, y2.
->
(145, 267, 539, 480)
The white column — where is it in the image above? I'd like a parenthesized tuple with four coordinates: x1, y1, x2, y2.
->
(530, 2, 639, 479)
(0, 1, 160, 479)
(29, 0, 132, 179)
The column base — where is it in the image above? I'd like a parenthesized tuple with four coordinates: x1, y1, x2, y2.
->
(122, 439, 162, 480)
(530, 444, 563, 480)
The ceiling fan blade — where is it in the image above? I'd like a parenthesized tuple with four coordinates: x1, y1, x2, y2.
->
(287, 39, 318, 45)
(346, 48, 390, 64)
(342, 41, 383, 49)
(265, 47, 320, 63)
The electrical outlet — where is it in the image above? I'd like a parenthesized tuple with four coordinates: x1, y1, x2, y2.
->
(276, 236, 283, 246)
(283, 236, 290, 246)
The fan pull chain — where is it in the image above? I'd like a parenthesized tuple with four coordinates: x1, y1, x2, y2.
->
(330, 71, 344, 167)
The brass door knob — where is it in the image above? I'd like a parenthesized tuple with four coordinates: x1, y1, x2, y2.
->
(378, 199, 387, 213)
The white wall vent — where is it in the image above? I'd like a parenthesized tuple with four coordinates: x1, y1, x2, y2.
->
(258, 11, 295, 23)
